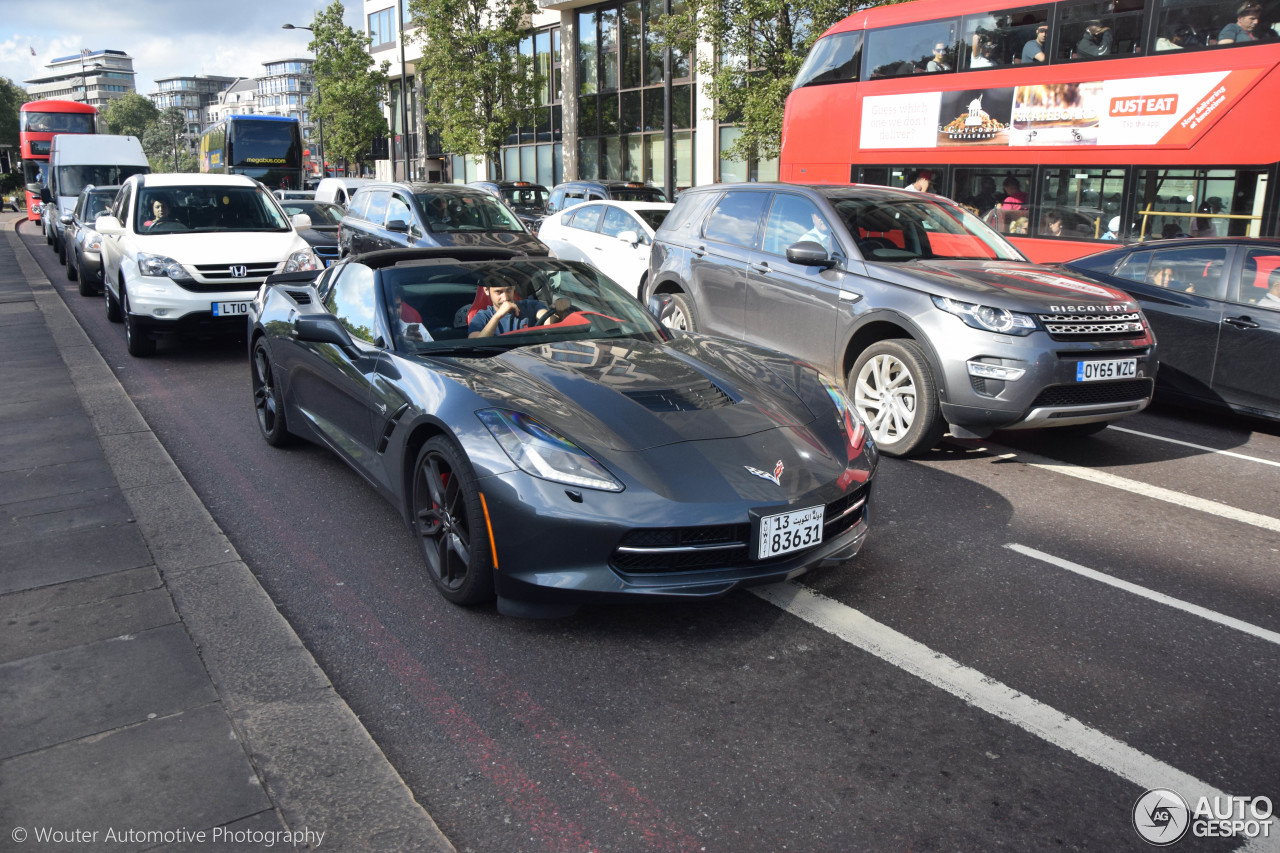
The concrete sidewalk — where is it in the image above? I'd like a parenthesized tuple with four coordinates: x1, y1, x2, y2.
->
(0, 211, 454, 853)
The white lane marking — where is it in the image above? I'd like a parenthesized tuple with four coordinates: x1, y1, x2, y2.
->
(1006, 544, 1280, 648)
(1108, 426, 1280, 469)
(969, 443, 1280, 535)
(754, 583, 1278, 849)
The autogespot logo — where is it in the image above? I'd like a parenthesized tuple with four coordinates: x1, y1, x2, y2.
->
(1134, 789, 1190, 846)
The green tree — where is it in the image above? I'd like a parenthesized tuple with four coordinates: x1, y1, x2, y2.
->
(143, 107, 198, 172)
(409, 0, 542, 179)
(308, 1, 390, 172)
(102, 92, 159, 139)
(1, 77, 27, 150)
(654, 0, 905, 164)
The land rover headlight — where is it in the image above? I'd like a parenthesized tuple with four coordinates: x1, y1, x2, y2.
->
(932, 295, 1036, 336)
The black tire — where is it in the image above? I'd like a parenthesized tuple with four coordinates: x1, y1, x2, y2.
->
(665, 292, 697, 332)
(57, 237, 67, 266)
(76, 255, 96, 296)
(251, 339, 295, 447)
(105, 282, 123, 322)
(66, 246, 78, 281)
(122, 288, 156, 357)
(849, 339, 945, 457)
(412, 436, 495, 606)
(45, 225, 52, 245)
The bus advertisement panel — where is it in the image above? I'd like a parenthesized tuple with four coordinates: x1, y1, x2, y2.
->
(781, 0, 1280, 262)
(199, 115, 304, 191)
(19, 99, 99, 223)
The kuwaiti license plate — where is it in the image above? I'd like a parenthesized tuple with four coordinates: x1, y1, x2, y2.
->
(212, 301, 251, 317)
(757, 505, 824, 560)
(1077, 358, 1136, 382)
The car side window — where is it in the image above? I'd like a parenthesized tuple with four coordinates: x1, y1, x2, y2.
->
(572, 205, 604, 232)
(601, 207, 645, 243)
(323, 262, 380, 345)
(364, 191, 391, 227)
(1143, 246, 1229, 298)
(763, 194, 833, 257)
(703, 191, 768, 249)
(112, 184, 131, 223)
(387, 194, 412, 227)
(564, 192, 586, 209)
(347, 191, 372, 221)
(1114, 251, 1152, 284)
(1235, 249, 1280, 308)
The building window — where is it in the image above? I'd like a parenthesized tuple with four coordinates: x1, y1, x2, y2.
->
(369, 7, 396, 47)
(495, 25, 563, 187)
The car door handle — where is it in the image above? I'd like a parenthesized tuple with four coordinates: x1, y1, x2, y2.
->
(691, 245, 706, 258)
(1223, 316, 1260, 330)
(750, 262, 771, 274)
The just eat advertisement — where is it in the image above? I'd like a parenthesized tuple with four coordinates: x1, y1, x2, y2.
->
(859, 69, 1265, 150)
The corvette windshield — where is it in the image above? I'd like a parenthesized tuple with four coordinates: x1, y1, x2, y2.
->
(381, 259, 667, 355)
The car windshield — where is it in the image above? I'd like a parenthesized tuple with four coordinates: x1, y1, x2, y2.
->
(499, 186, 549, 214)
(134, 185, 291, 234)
(415, 191, 525, 233)
(84, 190, 116, 220)
(381, 259, 667, 355)
(283, 201, 344, 226)
(58, 165, 148, 199)
(830, 193, 1025, 262)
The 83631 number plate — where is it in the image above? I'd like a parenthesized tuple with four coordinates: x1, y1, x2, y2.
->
(757, 505, 824, 560)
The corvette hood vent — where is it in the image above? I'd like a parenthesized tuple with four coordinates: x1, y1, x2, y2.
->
(622, 377, 735, 412)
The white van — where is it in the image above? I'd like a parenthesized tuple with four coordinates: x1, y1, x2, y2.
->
(313, 177, 373, 208)
(42, 134, 149, 264)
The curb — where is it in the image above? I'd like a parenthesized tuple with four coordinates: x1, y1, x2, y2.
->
(5, 217, 455, 852)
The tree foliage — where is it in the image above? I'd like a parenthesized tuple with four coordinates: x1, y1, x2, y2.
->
(653, 0, 905, 163)
(143, 107, 198, 172)
(0, 77, 27, 151)
(409, 0, 541, 179)
(308, 1, 391, 169)
(102, 93, 159, 139)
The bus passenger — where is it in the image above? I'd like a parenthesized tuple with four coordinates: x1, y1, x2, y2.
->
(1022, 24, 1048, 63)
(967, 176, 1001, 215)
(1218, 2, 1261, 42)
(970, 34, 998, 67)
(1156, 23, 1196, 50)
(1102, 217, 1121, 240)
(999, 176, 1028, 209)
(1043, 210, 1065, 237)
(905, 170, 934, 192)
(1260, 269, 1280, 309)
(927, 44, 951, 71)
(1076, 21, 1113, 57)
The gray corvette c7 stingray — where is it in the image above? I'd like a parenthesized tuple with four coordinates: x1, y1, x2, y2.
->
(248, 248, 877, 617)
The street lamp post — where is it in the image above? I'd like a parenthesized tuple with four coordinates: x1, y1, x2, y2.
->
(78, 49, 92, 104)
(282, 23, 325, 181)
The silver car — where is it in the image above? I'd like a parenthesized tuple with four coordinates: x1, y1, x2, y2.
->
(648, 183, 1158, 457)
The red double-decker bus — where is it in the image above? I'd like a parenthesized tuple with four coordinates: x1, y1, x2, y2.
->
(781, 0, 1280, 261)
(19, 99, 99, 223)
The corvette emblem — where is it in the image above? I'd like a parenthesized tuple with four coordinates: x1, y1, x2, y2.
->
(745, 459, 784, 485)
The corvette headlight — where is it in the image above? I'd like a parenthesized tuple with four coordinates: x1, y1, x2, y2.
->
(282, 248, 319, 272)
(932, 295, 1036, 336)
(818, 373, 868, 456)
(477, 408, 623, 492)
(137, 252, 194, 283)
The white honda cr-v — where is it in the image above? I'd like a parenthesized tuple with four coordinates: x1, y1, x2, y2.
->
(97, 172, 319, 356)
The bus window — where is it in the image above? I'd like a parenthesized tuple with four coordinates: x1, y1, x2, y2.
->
(1059, 0, 1146, 61)
(792, 31, 864, 88)
(865, 20, 959, 79)
(952, 169, 1007, 217)
(1131, 168, 1266, 238)
(962, 7, 1053, 68)
(1040, 167, 1124, 237)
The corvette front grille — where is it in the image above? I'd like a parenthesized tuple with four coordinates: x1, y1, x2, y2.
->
(610, 485, 868, 574)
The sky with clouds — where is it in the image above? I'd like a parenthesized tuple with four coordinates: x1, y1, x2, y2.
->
(1, 1, 365, 97)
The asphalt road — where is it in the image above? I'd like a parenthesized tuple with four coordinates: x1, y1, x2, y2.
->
(24, 223, 1280, 852)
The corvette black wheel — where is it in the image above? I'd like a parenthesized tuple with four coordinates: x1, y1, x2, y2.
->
(412, 436, 494, 606)
(251, 340, 294, 446)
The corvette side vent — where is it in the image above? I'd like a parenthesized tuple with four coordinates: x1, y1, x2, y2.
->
(284, 288, 313, 305)
(622, 378, 735, 412)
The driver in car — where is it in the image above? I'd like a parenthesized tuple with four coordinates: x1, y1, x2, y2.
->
(468, 271, 551, 337)
(143, 197, 178, 230)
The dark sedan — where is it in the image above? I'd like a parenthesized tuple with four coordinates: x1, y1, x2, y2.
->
(249, 248, 877, 617)
(279, 199, 345, 267)
(63, 184, 119, 296)
(1063, 238, 1280, 421)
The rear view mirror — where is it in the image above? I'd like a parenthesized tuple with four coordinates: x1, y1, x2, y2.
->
(59, 214, 73, 226)
(295, 315, 359, 357)
(387, 219, 410, 233)
(94, 215, 124, 237)
(40, 187, 53, 204)
(291, 213, 313, 229)
(617, 229, 641, 246)
(787, 241, 836, 269)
